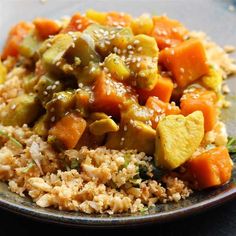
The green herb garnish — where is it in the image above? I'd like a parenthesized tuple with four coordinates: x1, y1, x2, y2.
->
(227, 137, 236, 161)
(227, 137, 236, 153)
(70, 159, 79, 169)
(0, 130, 23, 148)
(21, 162, 35, 173)
(123, 153, 131, 168)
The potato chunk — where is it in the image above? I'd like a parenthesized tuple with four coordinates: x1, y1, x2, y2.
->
(106, 120, 156, 155)
(155, 111, 204, 169)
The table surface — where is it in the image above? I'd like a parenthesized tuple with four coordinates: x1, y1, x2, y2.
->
(1, 199, 236, 235)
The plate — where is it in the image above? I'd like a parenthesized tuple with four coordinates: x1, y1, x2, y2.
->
(0, 0, 236, 227)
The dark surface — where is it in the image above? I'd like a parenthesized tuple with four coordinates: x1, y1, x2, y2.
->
(1, 199, 236, 236)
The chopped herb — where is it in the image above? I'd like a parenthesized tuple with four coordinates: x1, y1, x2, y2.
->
(227, 137, 236, 153)
(140, 206, 148, 214)
(129, 178, 142, 186)
(123, 153, 131, 168)
(70, 159, 79, 169)
(21, 162, 35, 173)
(227, 137, 236, 161)
(0, 130, 23, 148)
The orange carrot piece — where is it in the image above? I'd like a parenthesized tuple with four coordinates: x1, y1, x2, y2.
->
(33, 18, 61, 39)
(187, 147, 233, 189)
(180, 88, 217, 132)
(49, 113, 86, 149)
(61, 13, 91, 33)
(152, 16, 188, 50)
(137, 77, 174, 104)
(159, 38, 209, 88)
(92, 72, 136, 118)
(106, 12, 132, 27)
(146, 96, 180, 129)
(2, 22, 34, 60)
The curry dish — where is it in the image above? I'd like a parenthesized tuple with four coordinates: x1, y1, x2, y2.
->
(0, 10, 235, 214)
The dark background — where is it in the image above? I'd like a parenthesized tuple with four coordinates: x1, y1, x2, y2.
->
(1, 199, 235, 236)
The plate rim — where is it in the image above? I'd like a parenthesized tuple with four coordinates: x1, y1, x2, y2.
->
(0, 184, 236, 227)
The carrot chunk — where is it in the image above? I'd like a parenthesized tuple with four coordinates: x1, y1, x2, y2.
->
(33, 18, 61, 39)
(152, 16, 188, 50)
(180, 88, 217, 132)
(2, 22, 34, 59)
(92, 72, 136, 118)
(159, 38, 209, 88)
(146, 96, 180, 129)
(49, 113, 86, 149)
(137, 77, 174, 104)
(187, 147, 233, 189)
(61, 13, 91, 33)
(106, 12, 132, 27)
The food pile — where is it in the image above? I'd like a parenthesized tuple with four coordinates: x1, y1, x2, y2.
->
(0, 10, 235, 214)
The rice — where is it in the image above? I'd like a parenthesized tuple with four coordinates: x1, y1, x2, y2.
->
(0, 128, 191, 214)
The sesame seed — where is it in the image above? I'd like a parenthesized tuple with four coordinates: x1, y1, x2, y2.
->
(162, 31, 168, 36)
(124, 125, 127, 131)
(132, 57, 137, 63)
(77, 24, 82, 30)
(137, 47, 143, 52)
(103, 67, 109, 72)
(180, 67, 185, 73)
(43, 91, 48, 95)
(139, 72, 145, 77)
(110, 35, 116, 40)
(78, 83, 83, 88)
(137, 57, 142, 62)
(127, 45, 133, 50)
(172, 28, 178, 33)
(113, 47, 118, 53)
(165, 39, 171, 44)
(55, 81, 60, 85)
(11, 104, 16, 110)
(122, 49, 127, 54)
(133, 39, 140, 45)
(104, 31, 109, 36)
(51, 116, 56, 122)
(52, 85, 57, 90)
(55, 61, 61, 66)
(47, 85, 52, 91)
(121, 55, 126, 61)
(136, 63, 141, 68)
